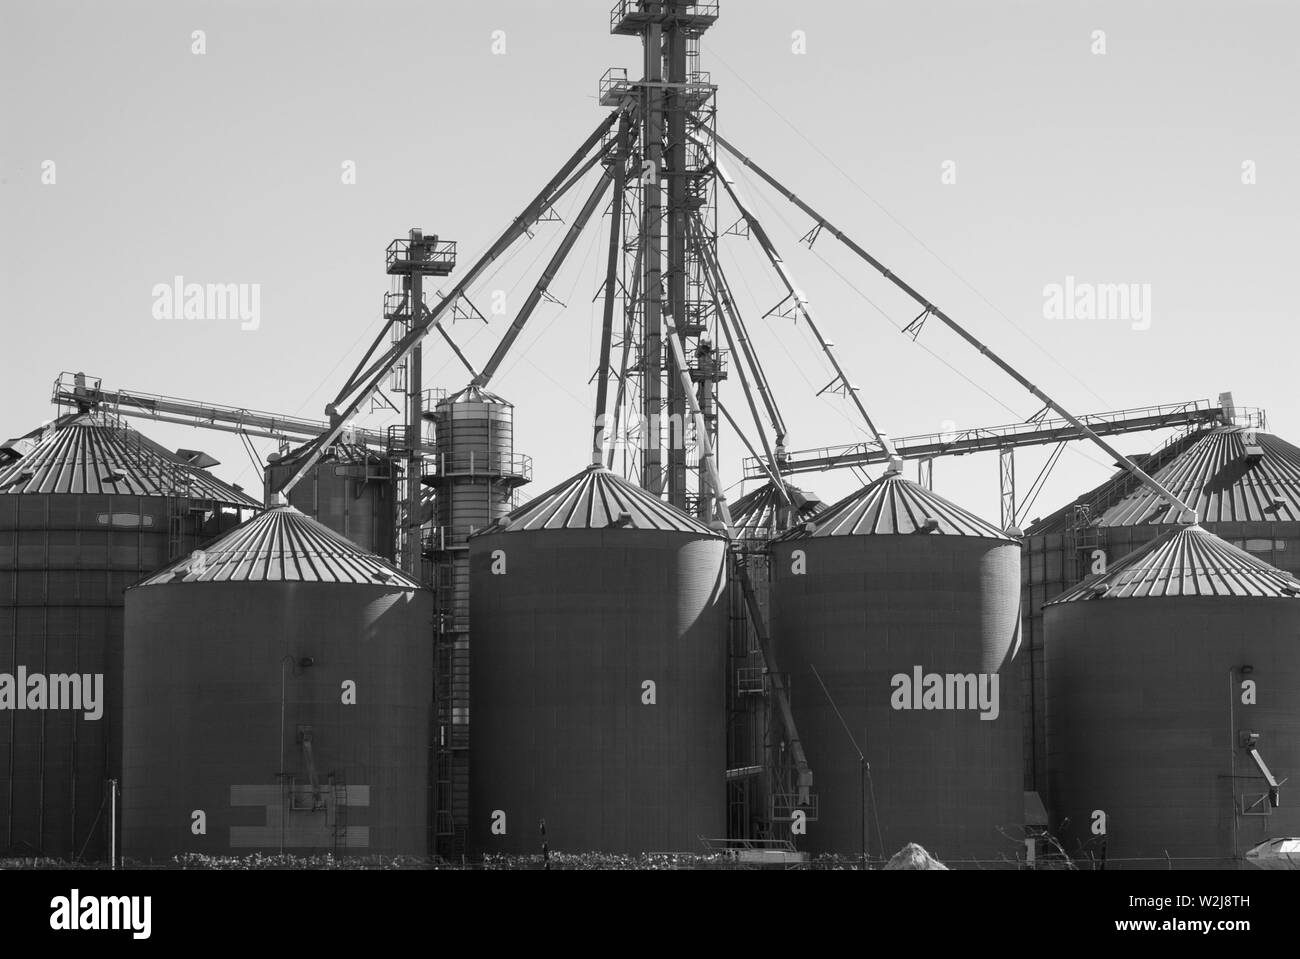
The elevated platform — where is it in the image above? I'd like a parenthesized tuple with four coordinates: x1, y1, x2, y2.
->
(610, 1, 719, 36)
(386, 233, 457, 277)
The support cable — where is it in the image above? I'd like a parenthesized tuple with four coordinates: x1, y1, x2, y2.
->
(709, 131, 1198, 523)
(708, 150, 900, 466)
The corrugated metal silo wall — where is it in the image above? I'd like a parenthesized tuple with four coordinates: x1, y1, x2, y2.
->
(121, 582, 432, 861)
(772, 536, 1023, 864)
(436, 397, 513, 464)
(266, 459, 395, 561)
(430, 397, 518, 856)
(1045, 597, 1300, 868)
(0, 493, 241, 859)
(467, 528, 727, 855)
(1022, 519, 1300, 794)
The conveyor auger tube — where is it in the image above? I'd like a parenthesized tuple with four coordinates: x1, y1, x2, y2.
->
(708, 130, 1199, 525)
(278, 108, 624, 496)
(665, 316, 814, 807)
(709, 155, 900, 472)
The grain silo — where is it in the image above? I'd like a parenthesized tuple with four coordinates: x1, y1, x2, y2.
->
(467, 464, 727, 855)
(264, 441, 396, 560)
(1022, 422, 1300, 796)
(1044, 524, 1300, 869)
(121, 506, 432, 861)
(425, 385, 531, 857)
(771, 472, 1023, 863)
(0, 410, 258, 859)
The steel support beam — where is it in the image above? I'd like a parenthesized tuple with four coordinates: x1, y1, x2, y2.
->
(474, 162, 619, 388)
(712, 155, 897, 463)
(748, 401, 1228, 479)
(999, 447, 1016, 532)
(274, 110, 622, 495)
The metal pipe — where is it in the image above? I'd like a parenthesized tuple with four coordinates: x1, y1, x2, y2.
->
(109, 779, 116, 870)
(608, 239, 643, 473)
(689, 219, 788, 449)
(664, 314, 730, 532)
(716, 400, 784, 494)
(665, 18, 689, 508)
(689, 218, 790, 498)
(641, 20, 666, 498)
(433, 320, 479, 380)
(709, 131, 1199, 523)
(712, 154, 899, 464)
(594, 117, 632, 463)
(664, 314, 814, 806)
(474, 161, 619, 388)
(405, 264, 424, 576)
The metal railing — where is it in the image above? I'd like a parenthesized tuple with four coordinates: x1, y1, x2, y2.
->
(610, 0, 719, 34)
(430, 450, 533, 482)
(385, 236, 457, 276)
(598, 67, 632, 106)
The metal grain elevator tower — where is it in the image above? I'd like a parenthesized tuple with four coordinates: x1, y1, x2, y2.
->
(604, 1, 724, 517)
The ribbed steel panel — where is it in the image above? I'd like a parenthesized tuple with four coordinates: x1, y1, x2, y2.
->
(432, 386, 515, 474)
(1029, 428, 1300, 533)
(1021, 426, 1300, 798)
(137, 507, 420, 587)
(771, 477, 1022, 864)
(122, 574, 433, 860)
(0, 414, 259, 506)
(486, 465, 717, 534)
(1045, 587, 1300, 867)
(0, 415, 255, 859)
(468, 466, 727, 854)
(731, 480, 824, 541)
(265, 444, 395, 560)
(780, 474, 1014, 540)
(1050, 525, 1300, 601)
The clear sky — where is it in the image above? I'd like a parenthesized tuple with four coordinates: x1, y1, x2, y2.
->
(3, 0, 1297, 523)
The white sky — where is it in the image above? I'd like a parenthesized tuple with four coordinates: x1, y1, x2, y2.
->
(3, 0, 1297, 523)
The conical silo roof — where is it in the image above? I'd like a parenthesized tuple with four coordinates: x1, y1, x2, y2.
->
(477, 464, 720, 535)
(1047, 524, 1300, 603)
(1027, 426, 1300, 533)
(135, 505, 422, 586)
(273, 438, 386, 468)
(0, 412, 260, 506)
(777, 473, 1013, 540)
(731, 479, 824, 540)
(441, 385, 512, 407)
